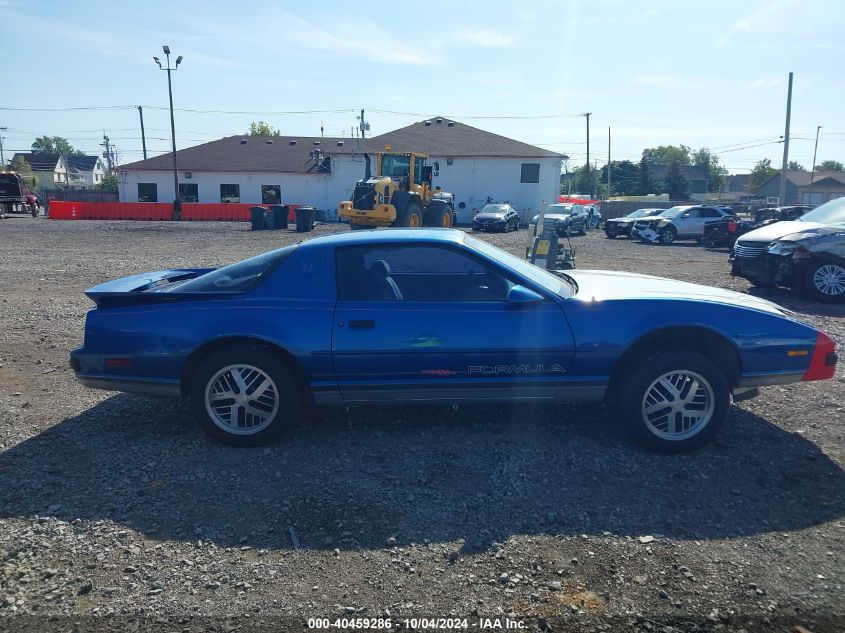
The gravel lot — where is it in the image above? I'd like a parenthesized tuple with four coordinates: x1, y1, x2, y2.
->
(1, 217, 843, 632)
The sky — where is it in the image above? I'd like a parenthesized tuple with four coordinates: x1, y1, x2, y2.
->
(1, 0, 843, 174)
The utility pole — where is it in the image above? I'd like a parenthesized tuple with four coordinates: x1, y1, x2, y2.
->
(778, 72, 793, 205)
(0, 126, 6, 168)
(607, 126, 611, 199)
(101, 132, 113, 172)
(583, 113, 592, 176)
(137, 106, 147, 160)
(358, 108, 369, 139)
(809, 125, 822, 189)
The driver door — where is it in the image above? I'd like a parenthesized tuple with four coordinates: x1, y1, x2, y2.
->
(331, 243, 576, 402)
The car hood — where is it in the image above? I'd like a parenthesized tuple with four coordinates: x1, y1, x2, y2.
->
(541, 213, 571, 221)
(566, 269, 788, 316)
(738, 220, 827, 243)
(608, 217, 634, 223)
(475, 212, 506, 219)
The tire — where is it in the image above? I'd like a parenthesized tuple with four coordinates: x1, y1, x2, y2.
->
(615, 350, 729, 453)
(424, 201, 453, 228)
(189, 346, 301, 447)
(396, 201, 423, 227)
(604, 228, 617, 239)
(349, 222, 370, 230)
(802, 259, 845, 303)
(30, 205, 38, 218)
(658, 227, 676, 245)
(578, 220, 587, 236)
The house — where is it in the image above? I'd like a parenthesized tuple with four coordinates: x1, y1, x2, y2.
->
(648, 164, 710, 201)
(12, 152, 107, 192)
(117, 118, 562, 224)
(12, 152, 70, 193)
(757, 170, 845, 205)
(66, 155, 107, 187)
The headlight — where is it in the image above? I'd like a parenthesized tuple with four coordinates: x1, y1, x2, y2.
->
(767, 241, 799, 256)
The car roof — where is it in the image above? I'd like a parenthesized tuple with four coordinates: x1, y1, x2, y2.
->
(299, 228, 467, 250)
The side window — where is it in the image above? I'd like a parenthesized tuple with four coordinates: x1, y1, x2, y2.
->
(336, 245, 514, 302)
(138, 183, 157, 202)
(220, 184, 240, 203)
(700, 208, 720, 218)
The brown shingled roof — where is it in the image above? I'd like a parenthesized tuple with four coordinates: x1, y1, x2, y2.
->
(118, 119, 560, 173)
(118, 135, 343, 173)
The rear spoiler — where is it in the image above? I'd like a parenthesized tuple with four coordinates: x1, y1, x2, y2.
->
(84, 268, 227, 307)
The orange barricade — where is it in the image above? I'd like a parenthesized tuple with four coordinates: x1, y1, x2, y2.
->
(48, 201, 277, 221)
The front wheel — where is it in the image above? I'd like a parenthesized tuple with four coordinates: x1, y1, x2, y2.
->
(189, 347, 301, 446)
(658, 227, 676, 245)
(614, 351, 729, 452)
(803, 260, 845, 302)
(397, 201, 423, 227)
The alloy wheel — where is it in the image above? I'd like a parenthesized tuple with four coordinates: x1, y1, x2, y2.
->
(813, 264, 845, 297)
(641, 370, 715, 441)
(204, 364, 280, 435)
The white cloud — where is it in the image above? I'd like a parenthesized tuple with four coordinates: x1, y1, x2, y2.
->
(750, 76, 785, 89)
(629, 74, 700, 91)
(457, 30, 516, 48)
(719, 0, 820, 44)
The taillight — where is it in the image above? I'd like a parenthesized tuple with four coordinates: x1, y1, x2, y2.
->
(803, 331, 837, 381)
(727, 221, 737, 233)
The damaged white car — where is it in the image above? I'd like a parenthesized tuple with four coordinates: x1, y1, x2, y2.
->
(731, 196, 845, 302)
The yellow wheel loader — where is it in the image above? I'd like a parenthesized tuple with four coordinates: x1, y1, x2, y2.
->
(338, 150, 456, 229)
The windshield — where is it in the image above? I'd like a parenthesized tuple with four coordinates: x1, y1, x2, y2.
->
(381, 154, 411, 178)
(174, 245, 296, 293)
(480, 204, 509, 214)
(656, 206, 689, 219)
(464, 235, 574, 298)
(545, 205, 572, 214)
(629, 208, 661, 218)
(799, 196, 845, 226)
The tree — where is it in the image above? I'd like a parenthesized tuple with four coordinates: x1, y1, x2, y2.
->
(571, 165, 604, 198)
(664, 159, 689, 199)
(634, 156, 656, 195)
(787, 160, 806, 171)
(31, 136, 83, 155)
(10, 155, 39, 191)
(749, 158, 778, 192)
(815, 160, 844, 172)
(692, 147, 729, 192)
(248, 121, 279, 136)
(599, 160, 640, 196)
(642, 144, 691, 166)
(96, 173, 119, 192)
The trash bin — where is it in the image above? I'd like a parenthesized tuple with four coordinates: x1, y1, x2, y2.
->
(295, 206, 315, 232)
(250, 206, 266, 230)
(271, 204, 288, 230)
(264, 207, 275, 230)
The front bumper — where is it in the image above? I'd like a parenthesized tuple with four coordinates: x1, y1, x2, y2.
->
(473, 220, 506, 231)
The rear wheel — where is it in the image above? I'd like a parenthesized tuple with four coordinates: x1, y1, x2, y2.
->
(189, 347, 301, 447)
(615, 350, 729, 452)
(424, 202, 453, 228)
(578, 220, 587, 236)
(397, 201, 423, 227)
(803, 260, 845, 302)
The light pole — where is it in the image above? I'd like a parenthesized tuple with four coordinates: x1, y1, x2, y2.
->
(154, 46, 183, 220)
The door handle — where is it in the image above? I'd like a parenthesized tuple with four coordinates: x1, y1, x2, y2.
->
(349, 319, 375, 330)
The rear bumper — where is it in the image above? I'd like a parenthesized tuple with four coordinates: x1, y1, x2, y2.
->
(75, 374, 182, 397)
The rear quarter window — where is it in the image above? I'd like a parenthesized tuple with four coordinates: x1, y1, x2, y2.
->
(176, 245, 297, 293)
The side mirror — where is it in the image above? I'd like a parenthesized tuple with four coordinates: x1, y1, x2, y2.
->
(508, 284, 544, 304)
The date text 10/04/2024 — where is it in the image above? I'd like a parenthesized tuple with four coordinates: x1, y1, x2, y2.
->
(307, 617, 527, 630)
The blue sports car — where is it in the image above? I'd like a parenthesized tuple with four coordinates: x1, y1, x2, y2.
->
(71, 229, 837, 452)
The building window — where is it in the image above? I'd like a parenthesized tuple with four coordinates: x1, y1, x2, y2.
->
(520, 163, 540, 184)
(179, 183, 199, 203)
(220, 184, 240, 203)
(138, 183, 158, 202)
(262, 185, 281, 204)
(802, 192, 824, 205)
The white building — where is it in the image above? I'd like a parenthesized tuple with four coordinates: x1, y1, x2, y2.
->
(117, 118, 562, 224)
(12, 152, 107, 191)
(66, 155, 107, 187)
